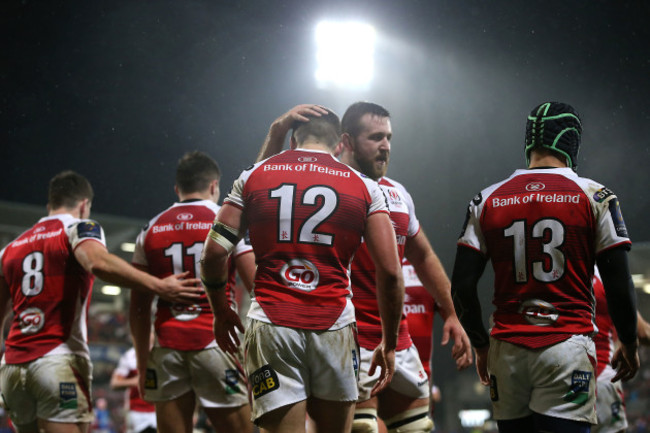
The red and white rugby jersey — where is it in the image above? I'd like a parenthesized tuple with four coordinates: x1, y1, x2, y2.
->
(592, 269, 616, 378)
(224, 149, 388, 331)
(402, 258, 436, 378)
(114, 348, 156, 413)
(352, 176, 420, 350)
(0, 214, 106, 364)
(458, 167, 631, 349)
(132, 200, 252, 351)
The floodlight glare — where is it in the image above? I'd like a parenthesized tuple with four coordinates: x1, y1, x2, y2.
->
(458, 409, 491, 428)
(101, 285, 122, 296)
(315, 21, 375, 89)
(121, 242, 136, 252)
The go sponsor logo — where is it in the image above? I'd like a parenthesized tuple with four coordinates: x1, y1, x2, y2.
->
(170, 303, 201, 321)
(280, 259, 319, 292)
(19, 307, 45, 334)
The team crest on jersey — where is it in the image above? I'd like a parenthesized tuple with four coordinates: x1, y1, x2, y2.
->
(77, 221, 102, 239)
(298, 156, 317, 162)
(34, 226, 46, 233)
(386, 188, 401, 204)
(250, 365, 279, 400)
(519, 299, 559, 326)
(280, 259, 319, 291)
(18, 308, 45, 334)
(59, 383, 78, 409)
(525, 181, 545, 192)
(176, 212, 194, 221)
(562, 370, 592, 405)
(170, 303, 201, 321)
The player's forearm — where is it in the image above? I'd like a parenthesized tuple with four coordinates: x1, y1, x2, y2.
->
(129, 292, 154, 371)
(78, 245, 163, 295)
(410, 253, 456, 321)
(110, 374, 139, 390)
(376, 270, 404, 351)
(405, 232, 456, 320)
(638, 311, 650, 346)
(597, 248, 638, 345)
(256, 118, 290, 162)
(450, 246, 490, 348)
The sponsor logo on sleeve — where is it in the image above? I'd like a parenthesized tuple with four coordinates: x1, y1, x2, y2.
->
(250, 365, 279, 400)
(593, 187, 614, 203)
(77, 221, 102, 240)
(59, 382, 78, 409)
(608, 198, 629, 238)
(562, 370, 592, 405)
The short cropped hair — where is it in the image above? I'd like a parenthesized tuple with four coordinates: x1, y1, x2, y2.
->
(48, 170, 94, 210)
(291, 109, 341, 150)
(176, 151, 221, 194)
(341, 101, 390, 138)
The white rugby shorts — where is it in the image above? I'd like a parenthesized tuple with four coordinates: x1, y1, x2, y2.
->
(487, 334, 597, 424)
(0, 354, 93, 430)
(126, 409, 157, 433)
(244, 319, 359, 423)
(593, 365, 627, 433)
(357, 344, 429, 402)
(143, 346, 248, 408)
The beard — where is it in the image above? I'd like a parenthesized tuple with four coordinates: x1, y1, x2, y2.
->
(354, 153, 388, 180)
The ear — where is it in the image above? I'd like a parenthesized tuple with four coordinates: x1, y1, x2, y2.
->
(210, 179, 221, 201)
(79, 198, 91, 219)
(210, 179, 220, 195)
(174, 185, 180, 198)
(340, 133, 354, 153)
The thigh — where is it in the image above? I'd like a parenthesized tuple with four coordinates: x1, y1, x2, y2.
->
(144, 347, 190, 402)
(487, 338, 533, 420)
(244, 320, 308, 423)
(31, 355, 93, 426)
(203, 405, 253, 433)
(529, 335, 597, 425)
(307, 396, 354, 433)
(308, 324, 359, 403)
(154, 392, 195, 433)
(0, 363, 38, 431)
(188, 346, 248, 409)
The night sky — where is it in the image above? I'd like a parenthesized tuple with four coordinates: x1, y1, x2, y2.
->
(3, 0, 650, 427)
